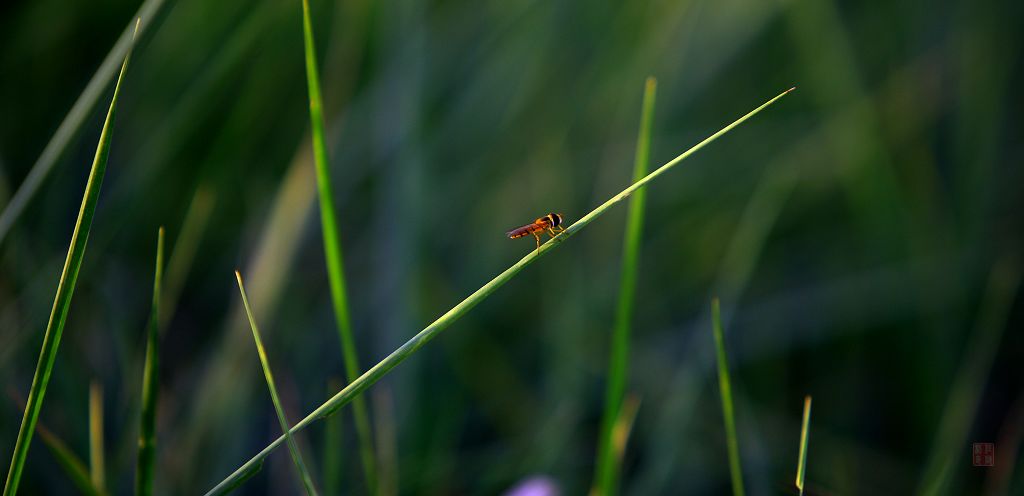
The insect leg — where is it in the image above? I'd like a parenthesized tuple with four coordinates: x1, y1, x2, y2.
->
(546, 228, 557, 238)
(533, 232, 541, 250)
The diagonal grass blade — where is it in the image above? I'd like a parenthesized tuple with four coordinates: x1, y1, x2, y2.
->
(236, 271, 319, 496)
(204, 86, 795, 495)
(2, 19, 141, 496)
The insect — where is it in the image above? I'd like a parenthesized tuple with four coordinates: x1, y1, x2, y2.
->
(506, 213, 566, 250)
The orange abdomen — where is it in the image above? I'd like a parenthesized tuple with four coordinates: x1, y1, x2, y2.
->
(506, 224, 541, 238)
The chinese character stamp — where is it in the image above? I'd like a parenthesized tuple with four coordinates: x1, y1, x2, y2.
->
(973, 443, 994, 467)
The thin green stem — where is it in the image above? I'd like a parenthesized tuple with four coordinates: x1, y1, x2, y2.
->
(204, 86, 794, 495)
(89, 382, 105, 493)
(795, 395, 811, 496)
(300, 0, 377, 491)
(235, 271, 319, 496)
(712, 298, 744, 496)
(136, 227, 164, 496)
(2, 19, 139, 496)
(594, 76, 657, 496)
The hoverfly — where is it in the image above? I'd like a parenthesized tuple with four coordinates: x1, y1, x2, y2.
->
(506, 213, 565, 250)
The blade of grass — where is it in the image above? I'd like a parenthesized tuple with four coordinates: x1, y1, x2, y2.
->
(795, 395, 812, 496)
(172, 0, 446, 481)
(235, 271, 319, 496)
(89, 381, 106, 493)
(2, 19, 139, 496)
(593, 76, 657, 496)
(712, 298, 745, 496)
(204, 86, 795, 495)
(0, 2, 165, 245)
(300, 0, 377, 492)
(136, 227, 164, 496)
(6, 391, 103, 496)
(612, 394, 642, 469)
(173, 140, 315, 493)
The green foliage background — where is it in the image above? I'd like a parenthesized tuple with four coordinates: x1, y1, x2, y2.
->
(0, 0, 1021, 494)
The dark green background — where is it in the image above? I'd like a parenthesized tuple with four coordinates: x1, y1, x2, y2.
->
(1, 0, 1021, 494)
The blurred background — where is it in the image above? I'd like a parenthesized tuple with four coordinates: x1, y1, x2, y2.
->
(1, 0, 1022, 494)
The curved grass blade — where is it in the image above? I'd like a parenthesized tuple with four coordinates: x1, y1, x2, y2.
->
(0, 1, 166, 245)
(136, 227, 164, 496)
(235, 271, 319, 496)
(593, 76, 657, 496)
(711, 298, 745, 496)
(300, 0, 377, 491)
(2, 19, 140, 496)
(204, 86, 795, 496)
(795, 395, 812, 496)
(89, 382, 106, 493)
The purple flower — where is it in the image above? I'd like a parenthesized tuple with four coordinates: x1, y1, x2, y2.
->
(503, 476, 561, 496)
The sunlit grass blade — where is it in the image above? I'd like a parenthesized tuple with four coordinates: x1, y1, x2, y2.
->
(89, 381, 106, 493)
(136, 227, 164, 496)
(2, 19, 140, 496)
(795, 395, 812, 496)
(711, 298, 745, 496)
(612, 394, 641, 468)
(235, 271, 319, 496)
(593, 76, 656, 496)
(0, 1, 166, 245)
(300, 0, 377, 491)
(917, 258, 1021, 495)
(204, 86, 794, 495)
